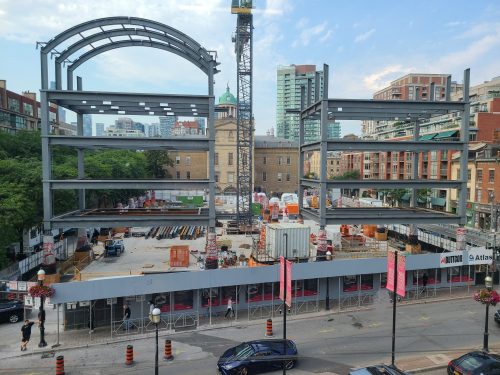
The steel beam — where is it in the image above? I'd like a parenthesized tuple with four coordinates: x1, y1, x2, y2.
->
(49, 179, 209, 190)
(301, 179, 461, 189)
(323, 140, 464, 152)
(47, 136, 210, 150)
(50, 215, 210, 228)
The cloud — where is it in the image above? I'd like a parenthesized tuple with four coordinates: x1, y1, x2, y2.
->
(319, 29, 333, 43)
(292, 21, 330, 47)
(354, 28, 376, 43)
(445, 21, 465, 28)
(363, 65, 414, 92)
(262, 0, 293, 17)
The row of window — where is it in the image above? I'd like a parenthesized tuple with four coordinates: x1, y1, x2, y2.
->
(261, 172, 291, 182)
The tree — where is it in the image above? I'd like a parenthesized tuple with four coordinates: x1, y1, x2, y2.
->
(144, 150, 173, 178)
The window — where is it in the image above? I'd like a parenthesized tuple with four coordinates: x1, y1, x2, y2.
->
(262, 172, 267, 182)
(7, 98, 20, 112)
(278, 156, 283, 165)
(228, 152, 233, 166)
(467, 169, 471, 181)
(488, 190, 494, 203)
(467, 188, 470, 201)
(277, 173, 282, 182)
(489, 170, 495, 184)
(185, 156, 191, 166)
(186, 171, 191, 180)
(286, 173, 290, 182)
(477, 189, 482, 202)
(228, 130, 233, 138)
(477, 169, 482, 183)
(263, 156, 267, 165)
(23, 103, 33, 116)
(175, 156, 180, 165)
(176, 171, 180, 179)
(215, 174, 219, 182)
(287, 156, 291, 165)
(228, 173, 234, 183)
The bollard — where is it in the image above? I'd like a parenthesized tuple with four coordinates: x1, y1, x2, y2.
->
(164, 339, 174, 361)
(266, 318, 273, 337)
(55, 355, 65, 375)
(125, 344, 134, 366)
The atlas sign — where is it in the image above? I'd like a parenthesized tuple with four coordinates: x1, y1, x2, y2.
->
(439, 248, 492, 268)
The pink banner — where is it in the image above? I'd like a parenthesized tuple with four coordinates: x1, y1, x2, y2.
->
(386, 251, 395, 292)
(279, 257, 292, 307)
(396, 254, 406, 297)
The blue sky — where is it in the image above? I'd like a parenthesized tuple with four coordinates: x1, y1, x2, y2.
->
(1, 0, 499, 135)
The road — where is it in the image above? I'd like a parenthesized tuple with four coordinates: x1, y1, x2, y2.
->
(0, 297, 498, 374)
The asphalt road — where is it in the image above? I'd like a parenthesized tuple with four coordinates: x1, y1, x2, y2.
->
(0, 297, 498, 375)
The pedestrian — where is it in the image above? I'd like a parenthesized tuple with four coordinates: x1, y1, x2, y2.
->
(148, 300, 155, 321)
(224, 297, 235, 318)
(20, 320, 35, 351)
(123, 304, 131, 330)
(422, 273, 429, 292)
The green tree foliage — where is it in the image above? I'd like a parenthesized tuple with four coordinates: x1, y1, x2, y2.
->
(144, 150, 173, 178)
(0, 131, 172, 266)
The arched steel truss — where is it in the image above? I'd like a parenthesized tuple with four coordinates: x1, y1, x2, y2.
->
(39, 17, 218, 231)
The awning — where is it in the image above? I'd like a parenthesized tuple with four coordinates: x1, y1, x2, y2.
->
(431, 197, 446, 207)
(419, 133, 437, 141)
(434, 130, 458, 139)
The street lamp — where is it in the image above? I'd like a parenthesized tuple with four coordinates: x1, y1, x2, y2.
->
(483, 275, 493, 352)
(151, 307, 161, 375)
(37, 269, 47, 348)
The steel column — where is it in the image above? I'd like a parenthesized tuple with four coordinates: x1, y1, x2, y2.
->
(76, 76, 85, 211)
(458, 69, 470, 224)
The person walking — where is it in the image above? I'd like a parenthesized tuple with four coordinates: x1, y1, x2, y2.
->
(422, 273, 429, 293)
(123, 304, 131, 330)
(224, 297, 235, 318)
(21, 320, 35, 351)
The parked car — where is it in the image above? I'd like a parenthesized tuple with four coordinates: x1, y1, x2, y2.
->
(0, 299, 24, 323)
(494, 309, 500, 325)
(350, 364, 409, 375)
(104, 239, 124, 257)
(447, 351, 500, 374)
(217, 339, 297, 375)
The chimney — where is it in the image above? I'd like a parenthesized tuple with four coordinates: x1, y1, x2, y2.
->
(270, 128, 274, 137)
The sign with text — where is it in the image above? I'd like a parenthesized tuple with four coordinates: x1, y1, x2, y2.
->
(279, 256, 292, 307)
(467, 248, 493, 265)
(439, 251, 464, 268)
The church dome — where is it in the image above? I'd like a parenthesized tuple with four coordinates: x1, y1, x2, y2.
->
(218, 85, 237, 106)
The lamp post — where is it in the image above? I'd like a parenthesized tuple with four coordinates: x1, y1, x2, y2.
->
(483, 275, 493, 352)
(282, 233, 288, 375)
(37, 269, 47, 348)
(151, 307, 161, 375)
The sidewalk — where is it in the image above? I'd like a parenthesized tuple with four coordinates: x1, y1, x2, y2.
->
(0, 285, 478, 371)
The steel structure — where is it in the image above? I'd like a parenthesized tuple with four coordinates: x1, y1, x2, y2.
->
(38, 17, 219, 230)
(232, 1, 254, 227)
(297, 64, 471, 229)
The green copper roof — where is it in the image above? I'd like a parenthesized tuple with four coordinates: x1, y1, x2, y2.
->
(219, 85, 237, 106)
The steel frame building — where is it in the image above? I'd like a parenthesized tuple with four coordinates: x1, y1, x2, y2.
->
(38, 17, 219, 231)
(297, 64, 471, 230)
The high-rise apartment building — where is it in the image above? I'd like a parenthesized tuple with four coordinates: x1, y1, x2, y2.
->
(95, 122, 105, 136)
(327, 121, 341, 139)
(159, 116, 176, 137)
(276, 65, 324, 142)
(83, 114, 92, 136)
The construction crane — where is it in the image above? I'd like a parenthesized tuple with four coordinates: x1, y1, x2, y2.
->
(231, 0, 254, 229)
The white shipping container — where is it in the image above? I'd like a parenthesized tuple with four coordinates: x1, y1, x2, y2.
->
(266, 223, 311, 260)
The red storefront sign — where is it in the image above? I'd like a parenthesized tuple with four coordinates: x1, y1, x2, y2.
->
(280, 256, 292, 307)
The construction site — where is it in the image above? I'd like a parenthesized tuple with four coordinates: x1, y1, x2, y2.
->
(10, 0, 492, 337)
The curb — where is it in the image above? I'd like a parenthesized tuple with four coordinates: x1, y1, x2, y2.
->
(407, 364, 447, 374)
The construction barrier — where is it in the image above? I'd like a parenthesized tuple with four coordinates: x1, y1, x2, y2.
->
(164, 339, 174, 361)
(55, 355, 65, 375)
(266, 318, 273, 337)
(125, 345, 134, 366)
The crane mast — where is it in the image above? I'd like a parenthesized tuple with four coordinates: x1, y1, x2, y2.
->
(231, 0, 253, 228)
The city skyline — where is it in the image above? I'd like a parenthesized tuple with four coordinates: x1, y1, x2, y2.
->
(0, 0, 499, 135)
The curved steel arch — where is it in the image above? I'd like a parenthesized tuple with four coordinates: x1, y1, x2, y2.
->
(66, 39, 211, 75)
(42, 16, 208, 59)
(56, 28, 211, 65)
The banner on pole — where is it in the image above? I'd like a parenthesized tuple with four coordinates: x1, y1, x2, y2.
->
(396, 254, 406, 298)
(279, 256, 292, 307)
(386, 251, 395, 292)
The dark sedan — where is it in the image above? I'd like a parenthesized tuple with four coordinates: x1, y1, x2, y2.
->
(447, 351, 500, 374)
(217, 339, 298, 375)
(494, 309, 500, 324)
(0, 299, 24, 323)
